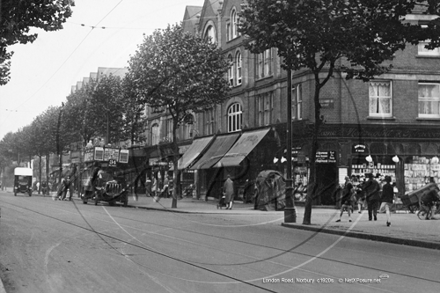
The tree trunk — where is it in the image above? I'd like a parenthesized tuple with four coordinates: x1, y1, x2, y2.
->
(303, 76, 322, 225)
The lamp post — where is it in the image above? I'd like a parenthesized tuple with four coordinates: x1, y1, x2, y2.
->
(56, 103, 64, 184)
(284, 69, 296, 223)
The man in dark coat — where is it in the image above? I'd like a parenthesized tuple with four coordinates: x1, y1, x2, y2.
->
(364, 173, 381, 221)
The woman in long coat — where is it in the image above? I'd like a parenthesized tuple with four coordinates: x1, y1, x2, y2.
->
(223, 175, 234, 210)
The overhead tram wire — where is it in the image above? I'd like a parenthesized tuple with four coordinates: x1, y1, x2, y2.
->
(0, 0, 126, 128)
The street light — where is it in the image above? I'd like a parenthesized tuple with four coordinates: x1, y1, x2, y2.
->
(284, 69, 296, 223)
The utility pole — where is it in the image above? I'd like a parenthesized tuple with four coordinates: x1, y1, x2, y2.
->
(284, 69, 297, 223)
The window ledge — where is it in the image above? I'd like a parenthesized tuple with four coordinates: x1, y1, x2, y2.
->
(366, 116, 396, 120)
(256, 75, 274, 82)
(416, 117, 440, 121)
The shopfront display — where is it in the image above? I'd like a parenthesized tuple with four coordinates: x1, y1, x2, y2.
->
(404, 156, 440, 192)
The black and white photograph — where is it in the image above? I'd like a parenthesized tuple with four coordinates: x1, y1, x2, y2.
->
(1, 1, 440, 292)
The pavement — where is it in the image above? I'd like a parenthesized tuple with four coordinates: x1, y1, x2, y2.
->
(3, 189, 440, 251)
(83, 192, 440, 251)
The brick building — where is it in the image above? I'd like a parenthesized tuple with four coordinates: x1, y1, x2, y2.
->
(143, 1, 440, 205)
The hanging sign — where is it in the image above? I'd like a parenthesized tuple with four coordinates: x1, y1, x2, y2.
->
(352, 144, 368, 154)
(316, 151, 337, 163)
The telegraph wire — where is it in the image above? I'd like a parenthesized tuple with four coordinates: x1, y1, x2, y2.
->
(0, 0, 126, 129)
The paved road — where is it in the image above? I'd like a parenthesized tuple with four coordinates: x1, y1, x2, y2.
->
(1, 191, 440, 292)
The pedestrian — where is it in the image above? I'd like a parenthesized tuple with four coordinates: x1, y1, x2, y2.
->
(355, 177, 367, 213)
(223, 174, 235, 210)
(364, 173, 381, 221)
(152, 175, 159, 202)
(161, 175, 170, 198)
(336, 176, 353, 222)
(145, 175, 152, 197)
(379, 175, 394, 226)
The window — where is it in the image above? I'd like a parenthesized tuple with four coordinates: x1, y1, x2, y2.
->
(205, 108, 215, 135)
(151, 123, 159, 145)
(166, 117, 173, 141)
(236, 51, 242, 85)
(231, 9, 238, 39)
(227, 103, 242, 132)
(257, 92, 274, 126)
(204, 24, 216, 44)
(292, 84, 302, 120)
(369, 81, 392, 117)
(227, 54, 234, 86)
(418, 41, 440, 56)
(418, 83, 440, 118)
(256, 49, 272, 79)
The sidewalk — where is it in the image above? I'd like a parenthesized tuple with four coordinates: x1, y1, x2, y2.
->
(3, 189, 440, 250)
(121, 194, 440, 250)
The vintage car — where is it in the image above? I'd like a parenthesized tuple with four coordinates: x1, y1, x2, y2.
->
(80, 165, 128, 206)
(14, 167, 33, 196)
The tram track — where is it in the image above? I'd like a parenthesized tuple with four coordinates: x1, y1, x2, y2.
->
(1, 197, 439, 290)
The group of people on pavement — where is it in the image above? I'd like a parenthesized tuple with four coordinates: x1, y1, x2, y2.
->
(336, 173, 395, 226)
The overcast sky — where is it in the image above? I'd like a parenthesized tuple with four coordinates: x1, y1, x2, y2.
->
(0, 0, 202, 140)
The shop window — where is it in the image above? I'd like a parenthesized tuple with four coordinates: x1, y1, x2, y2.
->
(418, 83, 440, 118)
(292, 84, 302, 120)
(418, 41, 440, 56)
(236, 51, 242, 85)
(227, 103, 242, 132)
(257, 92, 273, 126)
(256, 49, 272, 79)
(369, 81, 392, 117)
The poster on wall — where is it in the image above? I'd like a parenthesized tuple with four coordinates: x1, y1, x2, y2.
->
(84, 148, 94, 162)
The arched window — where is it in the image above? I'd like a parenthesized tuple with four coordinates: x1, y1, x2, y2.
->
(231, 9, 238, 39)
(204, 24, 216, 44)
(227, 103, 242, 132)
(151, 123, 159, 145)
(227, 54, 234, 86)
(235, 51, 242, 85)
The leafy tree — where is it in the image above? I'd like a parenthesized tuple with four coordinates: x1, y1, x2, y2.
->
(128, 23, 230, 208)
(0, 0, 74, 85)
(240, 0, 440, 224)
(121, 75, 148, 145)
(63, 79, 100, 146)
(89, 74, 125, 144)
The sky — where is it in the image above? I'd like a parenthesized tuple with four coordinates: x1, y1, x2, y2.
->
(0, 0, 203, 140)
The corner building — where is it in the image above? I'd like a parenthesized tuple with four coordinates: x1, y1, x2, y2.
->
(175, 1, 440, 206)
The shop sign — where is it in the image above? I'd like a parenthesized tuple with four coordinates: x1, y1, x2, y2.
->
(316, 151, 336, 163)
(109, 159, 117, 167)
(352, 144, 368, 154)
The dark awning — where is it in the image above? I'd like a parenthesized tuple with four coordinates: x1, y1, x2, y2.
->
(214, 128, 270, 168)
(177, 136, 214, 170)
(190, 133, 240, 169)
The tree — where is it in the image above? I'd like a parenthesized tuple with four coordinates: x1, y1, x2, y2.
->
(240, 0, 440, 224)
(89, 74, 125, 144)
(121, 75, 148, 145)
(0, 0, 74, 85)
(128, 23, 230, 208)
